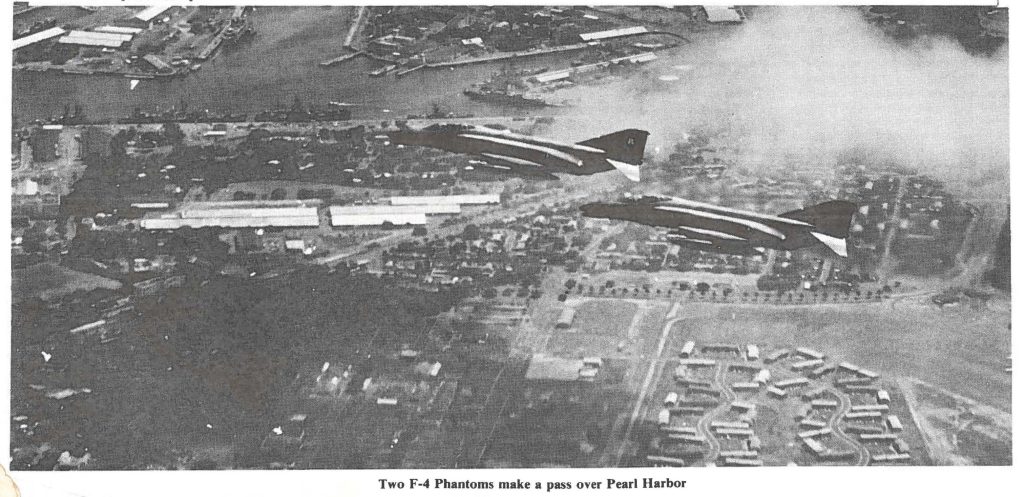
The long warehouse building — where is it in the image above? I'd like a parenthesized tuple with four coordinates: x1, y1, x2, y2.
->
(330, 212, 427, 227)
(140, 201, 320, 229)
(389, 194, 500, 206)
(13, 27, 67, 50)
(329, 204, 460, 216)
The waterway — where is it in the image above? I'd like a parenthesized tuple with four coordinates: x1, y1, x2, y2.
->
(12, 6, 593, 124)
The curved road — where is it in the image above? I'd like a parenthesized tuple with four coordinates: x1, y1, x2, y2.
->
(696, 362, 734, 465)
(825, 387, 870, 466)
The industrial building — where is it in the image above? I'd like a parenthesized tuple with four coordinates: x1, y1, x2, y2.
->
(579, 26, 648, 42)
(702, 6, 745, 24)
(329, 204, 460, 216)
(58, 30, 134, 48)
(389, 194, 500, 206)
(13, 27, 67, 51)
(121, 5, 174, 29)
(140, 200, 321, 230)
(330, 212, 426, 227)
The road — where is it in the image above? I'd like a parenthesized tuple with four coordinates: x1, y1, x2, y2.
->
(609, 302, 680, 466)
(696, 362, 734, 466)
(826, 387, 870, 466)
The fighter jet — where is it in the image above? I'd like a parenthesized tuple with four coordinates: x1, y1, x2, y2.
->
(580, 195, 858, 257)
(387, 123, 649, 181)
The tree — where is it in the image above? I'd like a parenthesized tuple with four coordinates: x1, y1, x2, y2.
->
(161, 122, 185, 144)
(412, 226, 428, 237)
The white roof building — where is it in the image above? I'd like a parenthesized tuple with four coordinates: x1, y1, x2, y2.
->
(135, 6, 172, 22)
(330, 212, 426, 227)
(13, 27, 67, 50)
(703, 6, 744, 23)
(329, 204, 460, 216)
(579, 26, 648, 41)
(140, 201, 321, 230)
(389, 194, 500, 206)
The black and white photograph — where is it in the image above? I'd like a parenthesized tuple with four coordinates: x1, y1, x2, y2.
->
(2, 1, 1015, 493)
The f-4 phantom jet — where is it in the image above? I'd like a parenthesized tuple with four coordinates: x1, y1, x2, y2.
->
(580, 195, 858, 257)
(387, 123, 649, 181)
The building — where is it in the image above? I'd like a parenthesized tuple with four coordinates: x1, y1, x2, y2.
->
(851, 404, 889, 413)
(754, 369, 771, 384)
(657, 409, 671, 425)
(664, 392, 679, 406)
(120, 6, 174, 29)
(764, 349, 790, 363)
(774, 377, 810, 389)
(799, 419, 827, 429)
(798, 428, 832, 439)
(58, 30, 134, 49)
(141, 201, 321, 230)
(679, 340, 696, 358)
(801, 436, 825, 456)
(886, 415, 904, 432)
(731, 382, 760, 391)
(844, 411, 883, 420)
(389, 194, 500, 206)
(870, 453, 911, 464)
(791, 358, 825, 371)
(714, 428, 754, 438)
(13, 26, 66, 50)
(94, 25, 144, 35)
(745, 344, 759, 361)
(329, 204, 460, 216)
(330, 212, 426, 227)
(722, 457, 762, 466)
(710, 421, 749, 429)
(767, 386, 787, 399)
(795, 347, 824, 360)
(578, 26, 648, 42)
(555, 307, 576, 329)
(877, 390, 891, 404)
(859, 433, 897, 442)
(810, 399, 838, 409)
(701, 6, 745, 23)
(730, 401, 755, 412)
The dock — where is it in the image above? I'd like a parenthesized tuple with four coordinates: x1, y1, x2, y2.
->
(320, 50, 365, 67)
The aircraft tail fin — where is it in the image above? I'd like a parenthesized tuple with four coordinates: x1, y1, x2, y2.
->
(578, 129, 650, 166)
(780, 200, 858, 257)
